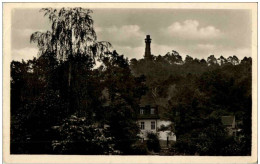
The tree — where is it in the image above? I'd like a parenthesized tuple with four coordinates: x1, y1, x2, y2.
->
(200, 59, 207, 66)
(31, 8, 111, 61)
(164, 50, 183, 65)
(232, 55, 240, 65)
(241, 57, 252, 65)
(12, 8, 113, 153)
(184, 55, 194, 64)
(100, 51, 147, 154)
(52, 115, 119, 154)
(130, 58, 138, 66)
(227, 56, 240, 65)
(207, 55, 218, 66)
(146, 132, 161, 152)
(11, 56, 67, 153)
(30, 7, 111, 86)
(155, 55, 165, 63)
(217, 56, 227, 66)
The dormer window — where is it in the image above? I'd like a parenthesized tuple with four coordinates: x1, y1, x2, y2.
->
(140, 108, 144, 115)
(151, 108, 155, 114)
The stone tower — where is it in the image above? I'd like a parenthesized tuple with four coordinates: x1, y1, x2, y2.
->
(144, 35, 152, 60)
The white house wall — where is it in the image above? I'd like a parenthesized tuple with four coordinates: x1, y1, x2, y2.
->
(158, 131, 176, 141)
(137, 119, 157, 140)
(157, 120, 176, 141)
(137, 119, 176, 141)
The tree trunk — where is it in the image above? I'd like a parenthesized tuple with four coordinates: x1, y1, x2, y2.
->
(68, 21, 73, 86)
(68, 62, 71, 87)
(67, 22, 73, 114)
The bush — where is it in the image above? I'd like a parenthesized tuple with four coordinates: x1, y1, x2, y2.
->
(52, 115, 119, 155)
(146, 132, 161, 152)
(132, 141, 149, 155)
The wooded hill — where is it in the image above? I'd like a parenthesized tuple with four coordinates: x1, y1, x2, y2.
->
(130, 52, 252, 155)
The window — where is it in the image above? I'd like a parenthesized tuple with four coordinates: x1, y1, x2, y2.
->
(151, 108, 155, 114)
(151, 121, 155, 130)
(140, 122, 145, 130)
(140, 109, 144, 115)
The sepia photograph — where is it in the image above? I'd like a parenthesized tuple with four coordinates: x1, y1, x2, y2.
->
(3, 2, 257, 164)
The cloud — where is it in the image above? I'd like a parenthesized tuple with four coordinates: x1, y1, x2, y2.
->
(165, 20, 221, 40)
(96, 25, 145, 47)
(12, 47, 38, 61)
(14, 28, 46, 37)
(197, 44, 216, 50)
(111, 45, 144, 59)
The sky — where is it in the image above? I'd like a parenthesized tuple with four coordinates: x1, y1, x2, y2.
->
(11, 8, 252, 61)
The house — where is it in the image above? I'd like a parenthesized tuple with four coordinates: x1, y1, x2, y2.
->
(221, 116, 237, 136)
(137, 103, 176, 148)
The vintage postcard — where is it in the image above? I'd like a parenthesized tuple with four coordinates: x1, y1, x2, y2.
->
(3, 2, 257, 163)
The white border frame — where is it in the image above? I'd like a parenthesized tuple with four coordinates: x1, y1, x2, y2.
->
(2, 2, 258, 164)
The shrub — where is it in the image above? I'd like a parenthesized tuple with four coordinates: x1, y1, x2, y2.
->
(146, 132, 161, 152)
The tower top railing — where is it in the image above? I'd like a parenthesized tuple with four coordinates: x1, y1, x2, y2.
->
(145, 35, 151, 41)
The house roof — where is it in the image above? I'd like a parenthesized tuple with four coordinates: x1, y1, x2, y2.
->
(137, 114, 160, 119)
(221, 116, 235, 126)
(139, 94, 168, 108)
(140, 94, 156, 107)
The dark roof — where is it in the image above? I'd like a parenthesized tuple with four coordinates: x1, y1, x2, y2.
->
(221, 116, 235, 126)
(155, 98, 168, 108)
(140, 94, 156, 107)
(139, 94, 168, 108)
(137, 114, 160, 119)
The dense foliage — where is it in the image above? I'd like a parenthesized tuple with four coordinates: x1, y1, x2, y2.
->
(11, 7, 146, 155)
(146, 132, 161, 153)
(11, 50, 147, 154)
(130, 52, 252, 155)
(52, 115, 118, 154)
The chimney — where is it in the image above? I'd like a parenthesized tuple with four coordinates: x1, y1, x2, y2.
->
(144, 35, 152, 59)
